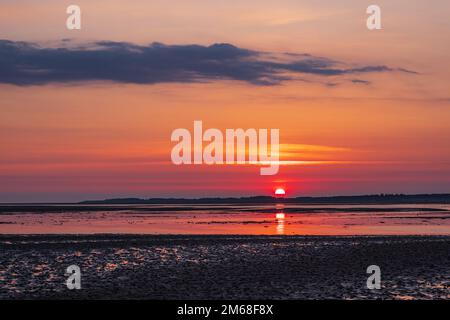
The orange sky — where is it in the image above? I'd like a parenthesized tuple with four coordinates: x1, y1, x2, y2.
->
(1, 0, 449, 201)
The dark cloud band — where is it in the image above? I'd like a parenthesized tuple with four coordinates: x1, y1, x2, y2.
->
(0, 39, 415, 86)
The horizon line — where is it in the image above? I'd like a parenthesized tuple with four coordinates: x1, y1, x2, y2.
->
(1, 193, 450, 205)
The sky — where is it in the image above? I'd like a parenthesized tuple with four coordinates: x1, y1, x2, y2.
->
(1, 0, 450, 202)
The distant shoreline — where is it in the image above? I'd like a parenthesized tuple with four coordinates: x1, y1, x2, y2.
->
(78, 193, 450, 205)
(1, 194, 450, 206)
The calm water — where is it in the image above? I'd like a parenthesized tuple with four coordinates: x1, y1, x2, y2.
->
(1, 203, 450, 235)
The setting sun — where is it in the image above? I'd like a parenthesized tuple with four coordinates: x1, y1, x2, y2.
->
(274, 188, 286, 196)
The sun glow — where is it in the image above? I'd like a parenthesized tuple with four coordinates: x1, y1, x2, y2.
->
(275, 213, 285, 219)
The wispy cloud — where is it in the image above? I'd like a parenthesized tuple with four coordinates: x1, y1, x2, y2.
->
(0, 39, 416, 86)
(351, 79, 371, 85)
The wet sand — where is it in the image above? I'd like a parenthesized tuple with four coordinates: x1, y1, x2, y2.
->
(1, 204, 450, 235)
(0, 235, 449, 300)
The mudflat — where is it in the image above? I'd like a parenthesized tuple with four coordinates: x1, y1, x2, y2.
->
(0, 234, 448, 299)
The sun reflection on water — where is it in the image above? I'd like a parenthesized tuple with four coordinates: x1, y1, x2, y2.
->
(276, 212, 285, 234)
